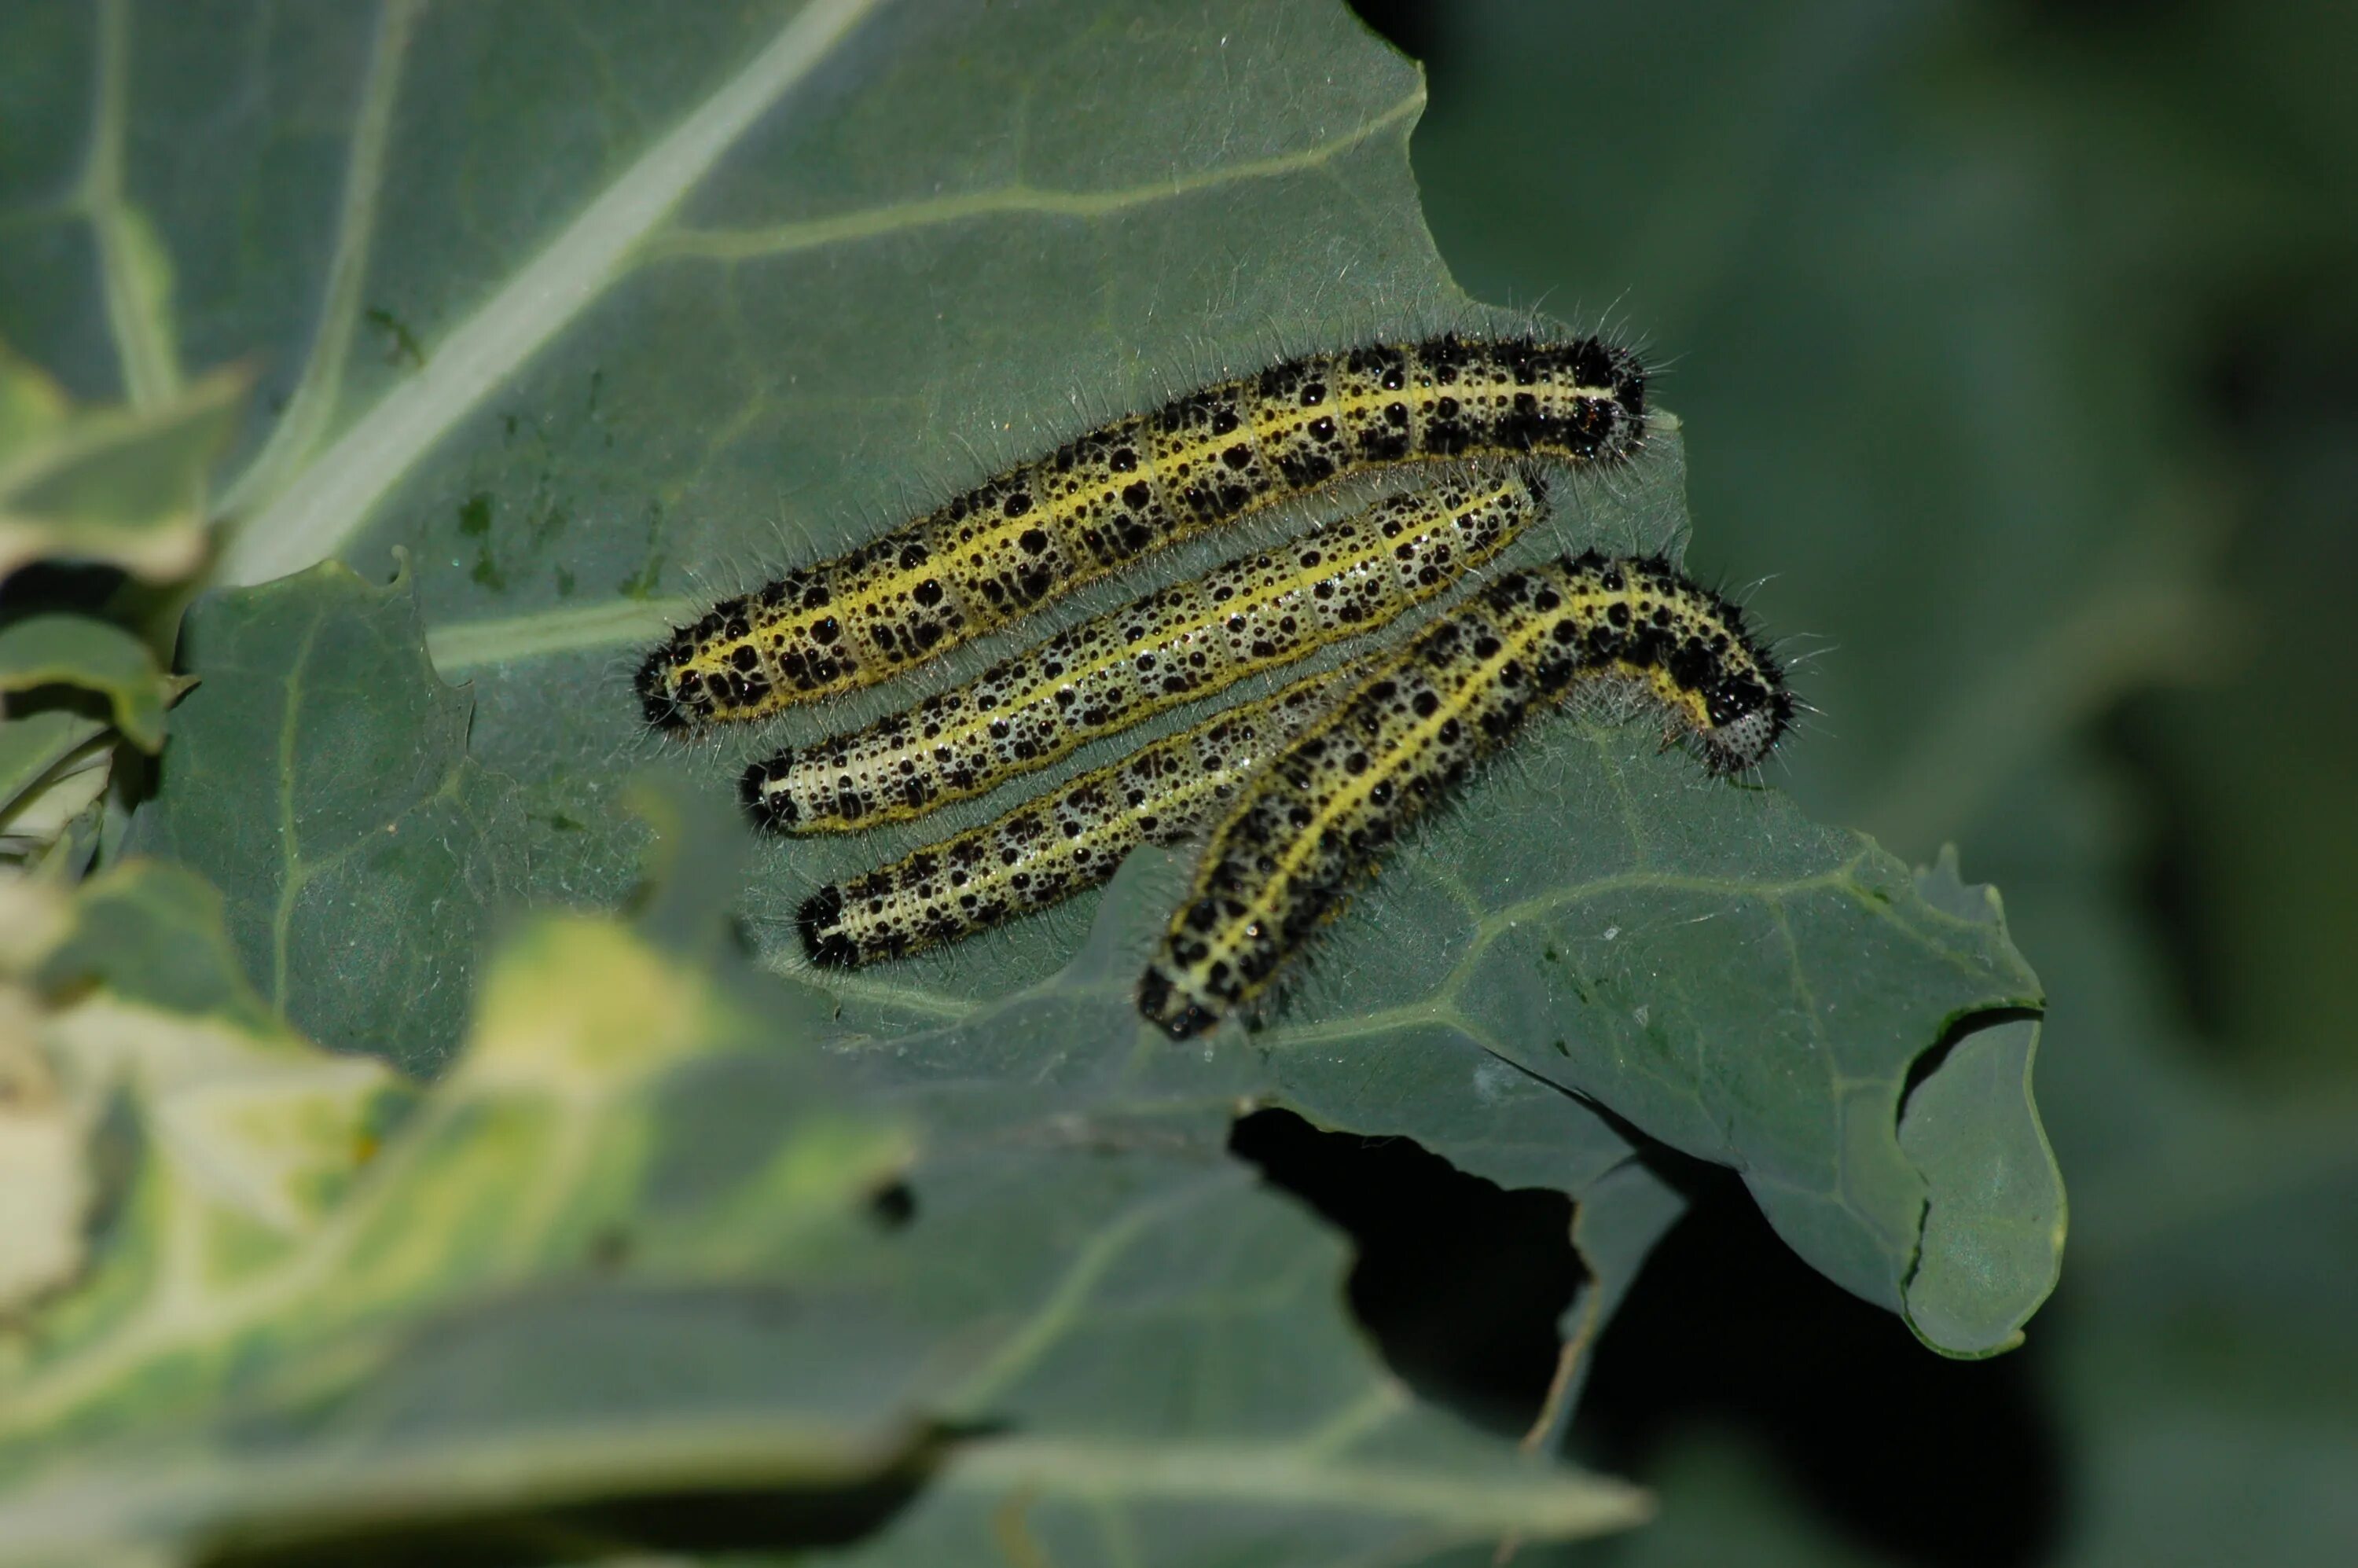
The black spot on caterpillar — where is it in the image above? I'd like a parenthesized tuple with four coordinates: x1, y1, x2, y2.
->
(797, 669, 1348, 969)
(637, 334, 1644, 729)
(1138, 553, 1794, 1039)
(740, 469, 1541, 834)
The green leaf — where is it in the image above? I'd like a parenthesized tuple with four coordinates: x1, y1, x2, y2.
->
(794, 851, 1658, 1562)
(0, 879, 88, 1313)
(823, 733, 2048, 1357)
(124, 560, 525, 1074)
(0, 858, 402, 1332)
(5, 6, 2069, 1551)
(1894, 850, 2065, 1356)
(0, 615, 170, 751)
(0, 711, 111, 870)
(0, 857, 934, 1566)
(0, 828, 1651, 1566)
(46, 0, 2053, 1341)
(33, 855, 303, 1030)
(0, 344, 244, 582)
(792, 597, 2053, 1349)
(0, 711, 108, 824)
(1251, 728, 2048, 1347)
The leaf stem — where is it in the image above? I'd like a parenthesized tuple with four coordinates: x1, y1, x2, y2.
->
(217, 0, 426, 520)
(215, 0, 894, 588)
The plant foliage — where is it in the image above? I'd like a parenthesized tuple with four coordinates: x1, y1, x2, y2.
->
(0, 2, 2064, 1562)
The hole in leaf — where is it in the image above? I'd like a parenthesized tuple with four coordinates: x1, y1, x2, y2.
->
(1229, 1107, 1585, 1436)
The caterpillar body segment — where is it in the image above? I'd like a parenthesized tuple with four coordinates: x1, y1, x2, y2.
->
(639, 335, 1645, 729)
(797, 670, 1349, 969)
(741, 469, 1541, 835)
(1137, 553, 1794, 1039)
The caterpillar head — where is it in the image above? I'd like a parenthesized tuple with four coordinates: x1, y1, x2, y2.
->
(1692, 658, 1794, 773)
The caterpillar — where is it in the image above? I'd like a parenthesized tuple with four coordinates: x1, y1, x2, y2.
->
(1137, 553, 1794, 1039)
(637, 334, 1645, 730)
(740, 469, 1541, 835)
(797, 668, 1348, 969)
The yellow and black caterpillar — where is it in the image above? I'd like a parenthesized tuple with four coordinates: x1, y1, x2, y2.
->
(795, 670, 1346, 969)
(1137, 552, 1794, 1039)
(638, 335, 1644, 729)
(740, 470, 1539, 833)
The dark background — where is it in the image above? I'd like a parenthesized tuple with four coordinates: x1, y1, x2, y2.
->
(1286, 2, 2358, 1562)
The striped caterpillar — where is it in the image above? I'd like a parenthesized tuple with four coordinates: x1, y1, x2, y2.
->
(796, 670, 1346, 969)
(740, 469, 1540, 834)
(1137, 552, 1794, 1039)
(638, 335, 1644, 729)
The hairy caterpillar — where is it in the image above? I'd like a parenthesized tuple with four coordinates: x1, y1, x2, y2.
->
(638, 334, 1644, 729)
(740, 469, 1541, 834)
(1137, 553, 1794, 1039)
(797, 669, 1348, 969)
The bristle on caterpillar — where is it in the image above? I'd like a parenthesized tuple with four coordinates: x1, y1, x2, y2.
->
(797, 670, 1348, 968)
(742, 469, 1541, 834)
(639, 334, 1645, 729)
(1137, 553, 1794, 1040)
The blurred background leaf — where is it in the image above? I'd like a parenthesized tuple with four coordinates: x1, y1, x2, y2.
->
(0, 352, 235, 873)
(0, 344, 244, 582)
(1343, 0, 2358, 1561)
(0, 615, 170, 750)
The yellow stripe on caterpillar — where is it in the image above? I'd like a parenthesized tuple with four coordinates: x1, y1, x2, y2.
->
(741, 469, 1541, 835)
(639, 334, 1644, 729)
(797, 669, 1349, 969)
(1138, 553, 1794, 1040)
